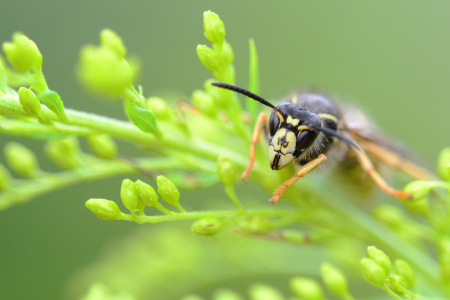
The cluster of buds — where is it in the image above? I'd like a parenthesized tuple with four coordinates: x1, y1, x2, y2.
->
(85, 176, 183, 221)
(360, 246, 416, 297)
(77, 29, 160, 136)
(2, 33, 67, 122)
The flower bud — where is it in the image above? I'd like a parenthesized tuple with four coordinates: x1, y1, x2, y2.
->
(0, 163, 11, 191)
(85, 198, 122, 221)
(360, 258, 387, 286)
(135, 180, 159, 207)
(2, 33, 42, 72)
(394, 259, 415, 288)
(213, 289, 244, 300)
(147, 97, 172, 120)
(78, 45, 132, 98)
(237, 216, 273, 235)
(320, 263, 349, 297)
(191, 90, 217, 118)
(289, 277, 324, 300)
(222, 41, 234, 65)
(437, 147, 450, 181)
(217, 155, 235, 187)
(124, 102, 160, 136)
(4, 142, 39, 178)
(87, 134, 117, 159)
(100, 29, 126, 58)
(120, 179, 141, 212)
(203, 11, 226, 45)
(404, 180, 441, 200)
(37, 90, 68, 122)
(191, 217, 224, 236)
(249, 284, 284, 300)
(156, 175, 180, 206)
(372, 204, 405, 230)
(45, 137, 81, 170)
(367, 246, 391, 277)
(197, 45, 219, 72)
(18, 87, 41, 116)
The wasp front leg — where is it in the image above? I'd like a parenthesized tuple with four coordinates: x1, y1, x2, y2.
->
(269, 154, 327, 205)
(242, 112, 269, 182)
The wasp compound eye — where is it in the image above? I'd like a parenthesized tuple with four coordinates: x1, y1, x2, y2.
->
(269, 111, 280, 136)
(296, 130, 317, 152)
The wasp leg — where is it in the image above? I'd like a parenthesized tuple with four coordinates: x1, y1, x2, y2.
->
(269, 154, 327, 205)
(359, 141, 437, 181)
(242, 112, 268, 182)
(344, 136, 412, 200)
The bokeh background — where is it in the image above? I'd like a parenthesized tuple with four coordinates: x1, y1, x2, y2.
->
(1, 1, 450, 299)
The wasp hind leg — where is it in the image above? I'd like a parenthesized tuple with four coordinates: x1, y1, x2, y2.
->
(242, 112, 269, 182)
(359, 141, 437, 181)
(345, 135, 412, 200)
(269, 154, 327, 205)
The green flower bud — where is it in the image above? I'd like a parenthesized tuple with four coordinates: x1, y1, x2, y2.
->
(404, 180, 442, 200)
(402, 197, 430, 216)
(0, 163, 12, 191)
(203, 11, 226, 45)
(120, 179, 141, 212)
(367, 246, 391, 277)
(147, 97, 172, 120)
(320, 263, 348, 297)
(45, 137, 81, 170)
(386, 274, 409, 295)
(222, 41, 234, 65)
(124, 102, 160, 136)
(135, 180, 159, 207)
(360, 258, 387, 286)
(18, 87, 41, 116)
(87, 134, 117, 160)
(213, 289, 245, 300)
(237, 216, 273, 235)
(78, 45, 132, 98)
(85, 198, 122, 221)
(217, 155, 235, 187)
(249, 283, 284, 300)
(156, 175, 180, 206)
(2, 33, 42, 72)
(191, 89, 217, 118)
(394, 259, 415, 288)
(4, 142, 39, 178)
(289, 277, 324, 300)
(197, 45, 219, 72)
(437, 147, 450, 181)
(191, 217, 224, 236)
(372, 204, 405, 230)
(37, 90, 68, 122)
(100, 29, 126, 58)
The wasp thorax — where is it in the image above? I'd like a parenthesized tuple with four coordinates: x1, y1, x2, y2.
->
(268, 103, 320, 170)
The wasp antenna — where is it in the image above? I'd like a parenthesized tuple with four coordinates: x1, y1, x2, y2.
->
(311, 126, 359, 149)
(211, 82, 276, 109)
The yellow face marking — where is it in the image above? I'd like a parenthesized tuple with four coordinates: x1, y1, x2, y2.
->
(275, 110, 285, 123)
(297, 125, 309, 131)
(318, 113, 338, 124)
(270, 128, 296, 154)
(286, 116, 300, 127)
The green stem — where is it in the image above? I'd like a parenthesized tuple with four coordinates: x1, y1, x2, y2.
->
(224, 185, 245, 212)
(0, 157, 186, 211)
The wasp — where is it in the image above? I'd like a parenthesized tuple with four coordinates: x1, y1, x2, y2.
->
(211, 82, 434, 204)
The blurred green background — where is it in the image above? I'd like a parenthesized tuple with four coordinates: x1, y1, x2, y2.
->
(1, 1, 449, 299)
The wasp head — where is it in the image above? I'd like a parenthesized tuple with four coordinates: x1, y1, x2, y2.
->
(268, 103, 320, 170)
